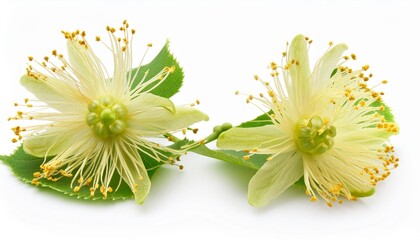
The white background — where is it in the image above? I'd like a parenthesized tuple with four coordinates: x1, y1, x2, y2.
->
(0, 0, 418, 239)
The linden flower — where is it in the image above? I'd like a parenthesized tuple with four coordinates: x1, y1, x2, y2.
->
(217, 35, 399, 207)
(10, 21, 208, 204)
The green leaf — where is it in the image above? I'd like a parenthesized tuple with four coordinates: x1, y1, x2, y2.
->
(330, 68, 338, 78)
(237, 110, 274, 128)
(0, 141, 187, 201)
(370, 100, 395, 123)
(130, 40, 183, 98)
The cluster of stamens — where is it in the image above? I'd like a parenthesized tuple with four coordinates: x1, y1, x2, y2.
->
(364, 145, 399, 187)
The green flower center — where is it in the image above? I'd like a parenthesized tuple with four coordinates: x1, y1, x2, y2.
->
(294, 116, 336, 155)
(86, 96, 128, 139)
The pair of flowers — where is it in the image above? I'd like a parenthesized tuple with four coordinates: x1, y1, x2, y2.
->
(5, 21, 399, 207)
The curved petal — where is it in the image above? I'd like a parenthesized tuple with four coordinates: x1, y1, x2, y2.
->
(128, 101, 208, 136)
(20, 75, 86, 112)
(217, 125, 285, 151)
(248, 151, 303, 207)
(350, 186, 375, 198)
(67, 40, 107, 95)
(23, 127, 90, 157)
(115, 146, 151, 204)
(288, 34, 311, 86)
(24, 133, 67, 158)
(312, 43, 348, 90)
(126, 93, 175, 114)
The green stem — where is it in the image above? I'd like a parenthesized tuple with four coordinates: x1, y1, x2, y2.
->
(164, 122, 233, 151)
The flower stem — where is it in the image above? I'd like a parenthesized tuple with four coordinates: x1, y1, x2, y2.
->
(164, 122, 232, 150)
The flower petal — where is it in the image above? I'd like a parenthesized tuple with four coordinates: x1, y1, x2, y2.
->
(67, 40, 107, 95)
(24, 133, 66, 158)
(126, 93, 175, 114)
(350, 186, 375, 197)
(128, 96, 208, 136)
(248, 151, 303, 207)
(288, 34, 311, 86)
(115, 146, 151, 204)
(20, 75, 86, 112)
(312, 43, 348, 90)
(217, 125, 285, 152)
(23, 127, 89, 157)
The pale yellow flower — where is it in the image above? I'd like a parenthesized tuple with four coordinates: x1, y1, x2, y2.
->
(10, 21, 208, 203)
(218, 35, 398, 207)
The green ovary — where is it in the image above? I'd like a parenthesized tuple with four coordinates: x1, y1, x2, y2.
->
(86, 96, 128, 139)
(295, 116, 336, 155)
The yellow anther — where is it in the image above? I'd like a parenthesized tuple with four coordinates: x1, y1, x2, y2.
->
(270, 62, 278, 70)
(343, 56, 349, 60)
(243, 155, 250, 160)
(362, 65, 370, 71)
(74, 186, 81, 192)
(382, 80, 388, 84)
(147, 43, 153, 47)
(329, 41, 334, 46)
(31, 179, 40, 186)
(33, 172, 42, 178)
(351, 53, 357, 60)
(310, 196, 317, 202)
(95, 36, 101, 41)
